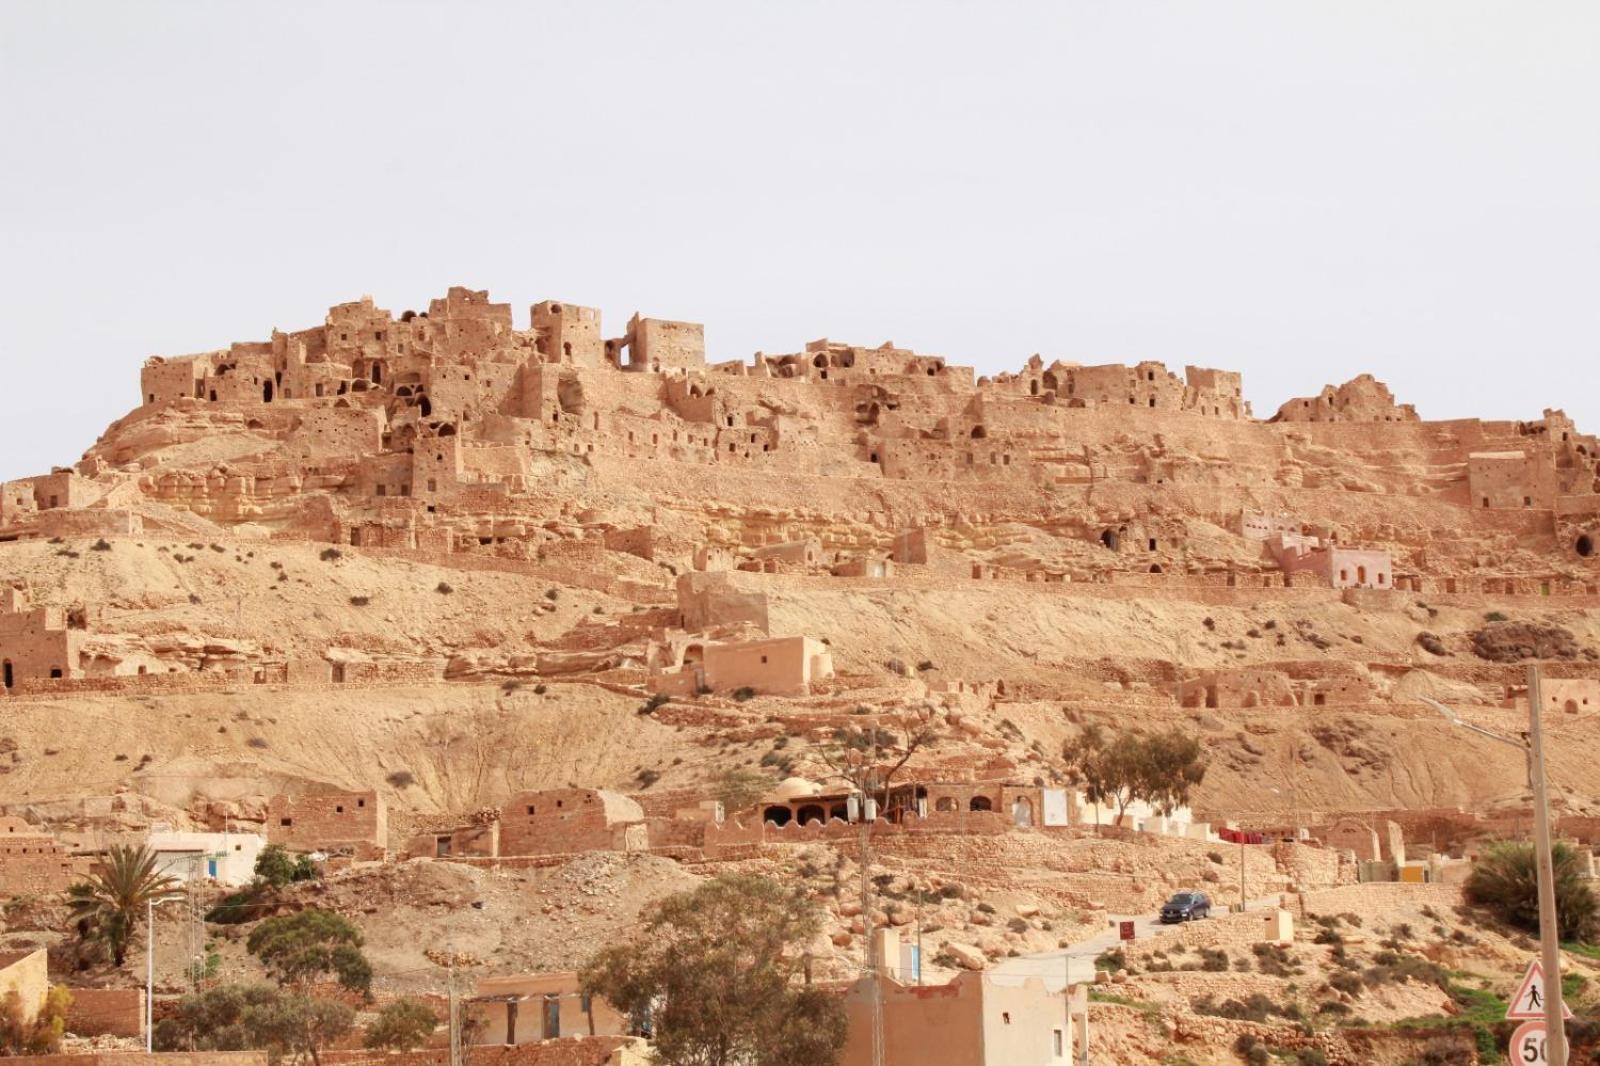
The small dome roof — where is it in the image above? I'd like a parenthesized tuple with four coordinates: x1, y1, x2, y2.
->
(769, 777, 821, 802)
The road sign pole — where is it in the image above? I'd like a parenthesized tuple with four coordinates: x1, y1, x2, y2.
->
(1527, 664, 1568, 1066)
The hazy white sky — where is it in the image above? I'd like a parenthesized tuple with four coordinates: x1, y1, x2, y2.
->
(1, 2, 1595, 481)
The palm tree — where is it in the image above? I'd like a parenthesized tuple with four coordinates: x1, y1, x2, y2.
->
(67, 844, 181, 967)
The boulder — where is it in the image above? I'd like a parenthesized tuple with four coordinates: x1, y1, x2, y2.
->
(946, 942, 987, 971)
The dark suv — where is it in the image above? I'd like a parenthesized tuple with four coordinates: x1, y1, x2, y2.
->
(1159, 891, 1211, 923)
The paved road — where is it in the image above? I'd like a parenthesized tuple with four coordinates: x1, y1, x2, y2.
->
(991, 895, 1282, 991)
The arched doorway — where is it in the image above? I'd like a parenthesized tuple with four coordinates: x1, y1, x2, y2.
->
(796, 805, 825, 826)
(1011, 797, 1034, 827)
(262, 380, 273, 402)
(2, 659, 12, 689)
(1100, 530, 1119, 551)
(1578, 533, 1594, 558)
(969, 796, 993, 813)
(763, 806, 792, 827)
(829, 804, 849, 822)
(935, 797, 957, 813)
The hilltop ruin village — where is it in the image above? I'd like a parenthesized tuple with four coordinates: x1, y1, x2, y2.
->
(2, 285, 1599, 1066)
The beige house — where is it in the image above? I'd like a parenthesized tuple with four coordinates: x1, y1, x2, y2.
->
(649, 634, 834, 697)
(469, 971, 629, 1046)
(840, 970, 1079, 1066)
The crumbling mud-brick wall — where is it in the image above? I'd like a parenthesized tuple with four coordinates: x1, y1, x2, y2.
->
(0, 591, 85, 689)
(266, 789, 385, 857)
(1468, 450, 1558, 510)
(496, 789, 644, 857)
(0, 817, 74, 897)
(64, 987, 145, 1037)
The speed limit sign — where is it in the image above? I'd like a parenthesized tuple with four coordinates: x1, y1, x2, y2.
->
(1510, 1021, 1568, 1065)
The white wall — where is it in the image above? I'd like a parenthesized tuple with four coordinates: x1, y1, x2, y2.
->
(148, 831, 265, 886)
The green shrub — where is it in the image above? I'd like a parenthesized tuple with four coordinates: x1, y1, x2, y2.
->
(1327, 971, 1362, 996)
(254, 845, 317, 889)
(1465, 839, 1597, 942)
(363, 997, 438, 1051)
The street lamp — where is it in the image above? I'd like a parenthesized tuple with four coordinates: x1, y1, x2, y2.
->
(1422, 662, 1567, 1066)
(146, 893, 186, 1052)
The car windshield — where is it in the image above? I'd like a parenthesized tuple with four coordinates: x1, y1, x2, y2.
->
(1169, 894, 1196, 904)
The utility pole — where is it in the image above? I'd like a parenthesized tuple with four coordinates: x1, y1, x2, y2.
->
(915, 888, 924, 987)
(856, 795, 884, 1066)
(144, 893, 184, 1051)
(1423, 681, 1569, 1062)
(1238, 837, 1246, 913)
(447, 943, 461, 1066)
(1527, 664, 1569, 1066)
(146, 898, 155, 1053)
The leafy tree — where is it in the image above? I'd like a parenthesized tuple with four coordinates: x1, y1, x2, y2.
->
(1465, 840, 1598, 943)
(1135, 728, 1209, 816)
(254, 845, 319, 889)
(1062, 726, 1208, 825)
(363, 997, 439, 1051)
(246, 909, 372, 999)
(153, 983, 353, 1066)
(714, 768, 775, 814)
(1062, 724, 1112, 826)
(248, 993, 355, 1066)
(0, 985, 72, 1055)
(66, 843, 181, 966)
(581, 873, 847, 1066)
(818, 705, 939, 818)
(155, 983, 282, 1052)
